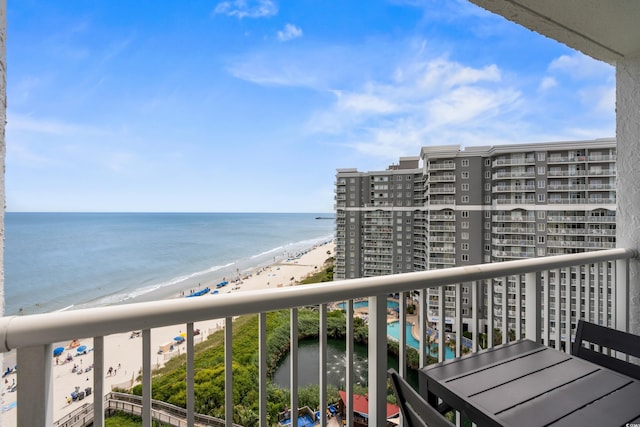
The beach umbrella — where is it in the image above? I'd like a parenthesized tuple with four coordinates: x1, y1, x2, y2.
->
(179, 332, 186, 338)
(53, 347, 64, 357)
(174, 336, 184, 342)
(76, 345, 87, 353)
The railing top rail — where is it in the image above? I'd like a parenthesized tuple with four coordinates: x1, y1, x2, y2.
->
(0, 248, 636, 352)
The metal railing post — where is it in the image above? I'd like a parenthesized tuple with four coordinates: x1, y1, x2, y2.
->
(225, 316, 233, 427)
(142, 328, 152, 427)
(346, 300, 354, 427)
(259, 312, 267, 427)
(93, 336, 105, 427)
(525, 272, 542, 343)
(319, 303, 327, 427)
(368, 295, 387, 426)
(17, 344, 54, 426)
(616, 258, 629, 332)
(187, 322, 195, 427)
(290, 308, 298, 427)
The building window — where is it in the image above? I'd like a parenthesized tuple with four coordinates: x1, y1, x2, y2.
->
(538, 211, 546, 219)
(485, 195, 491, 203)
(538, 223, 546, 231)
(485, 158, 491, 166)
(406, 176, 412, 180)
(461, 210, 469, 218)
(462, 183, 469, 191)
(538, 166, 546, 175)
(485, 183, 491, 191)
(538, 194, 546, 202)
(462, 159, 469, 167)
(538, 152, 546, 161)
(484, 233, 490, 240)
(462, 221, 469, 229)
(484, 211, 491, 218)
(485, 255, 491, 262)
(538, 236, 546, 244)
(485, 171, 491, 179)
(461, 254, 469, 262)
(485, 221, 491, 229)
(537, 248, 546, 256)
(538, 180, 545, 188)
(462, 243, 469, 250)
(462, 195, 470, 203)
(462, 232, 469, 240)
(485, 244, 491, 251)
(462, 171, 469, 179)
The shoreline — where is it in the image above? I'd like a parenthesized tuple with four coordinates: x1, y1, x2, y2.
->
(1, 240, 335, 425)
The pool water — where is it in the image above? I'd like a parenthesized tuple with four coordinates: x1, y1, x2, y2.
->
(386, 321, 455, 359)
(337, 299, 400, 310)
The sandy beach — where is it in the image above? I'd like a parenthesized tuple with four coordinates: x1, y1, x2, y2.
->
(1, 240, 334, 426)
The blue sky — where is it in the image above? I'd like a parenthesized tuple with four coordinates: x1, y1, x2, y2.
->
(6, 0, 615, 213)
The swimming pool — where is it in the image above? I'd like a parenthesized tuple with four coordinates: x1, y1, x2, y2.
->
(337, 299, 400, 310)
(386, 321, 454, 359)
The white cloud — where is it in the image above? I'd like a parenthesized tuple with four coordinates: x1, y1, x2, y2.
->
(7, 113, 102, 136)
(538, 76, 557, 92)
(213, 0, 278, 19)
(334, 91, 400, 114)
(579, 85, 615, 114)
(277, 24, 303, 42)
(548, 52, 612, 79)
(305, 54, 522, 157)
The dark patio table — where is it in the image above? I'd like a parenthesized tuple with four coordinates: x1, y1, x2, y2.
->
(419, 339, 640, 427)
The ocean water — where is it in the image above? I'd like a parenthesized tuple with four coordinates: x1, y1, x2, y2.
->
(3, 212, 334, 316)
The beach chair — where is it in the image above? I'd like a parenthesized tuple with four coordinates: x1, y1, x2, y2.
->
(572, 319, 640, 380)
(388, 369, 453, 427)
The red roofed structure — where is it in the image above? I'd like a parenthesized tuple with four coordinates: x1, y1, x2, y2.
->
(337, 390, 400, 426)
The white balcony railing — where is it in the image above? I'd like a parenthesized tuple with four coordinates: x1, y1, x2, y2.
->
(0, 248, 637, 427)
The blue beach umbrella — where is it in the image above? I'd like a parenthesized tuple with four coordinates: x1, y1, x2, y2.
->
(174, 336, 184, 342)
(76, 345, 87, 353)
(53, 347, 64, 357)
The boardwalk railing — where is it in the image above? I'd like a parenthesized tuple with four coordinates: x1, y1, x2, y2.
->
(0, 248, 636, 427)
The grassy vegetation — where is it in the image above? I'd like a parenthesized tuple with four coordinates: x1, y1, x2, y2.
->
(105, 411, 170, 426)
(299, 257, 334, 284)
(131, 258, 430, 426)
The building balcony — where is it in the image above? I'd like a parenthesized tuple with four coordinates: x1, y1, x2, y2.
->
(428, 186, 456, 194)
(427, 162, 456, 170)
(492, 215, 535, 222)
(547, 197, 616, 205)
(494, 198, 536, 205)
(547, 184, 587, 191)
(428, 225, 456, 232)
(428, 235, 456, 243)
(492, 226, 535, 234)
(429, 198, 456, 205)
(492, 157, 535, 167)
(493, 171, 536, 179)
(429, 214, 456, 221)
(429, 174, 456, 182)
(493, 184, 536, 192)
(0, 250, 637, 427)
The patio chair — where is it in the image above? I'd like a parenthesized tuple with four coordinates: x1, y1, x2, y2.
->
(572, 319, 640, 380)
(387, 369, 454, 427)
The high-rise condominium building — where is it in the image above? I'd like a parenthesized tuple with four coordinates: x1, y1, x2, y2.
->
(334, 138, 616, 341)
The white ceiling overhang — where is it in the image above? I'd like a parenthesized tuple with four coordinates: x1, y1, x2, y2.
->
(469, 0, 640, 65)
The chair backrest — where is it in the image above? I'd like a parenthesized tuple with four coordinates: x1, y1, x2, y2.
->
(387, 369, 453, 427)
(571, 319, 640, 380)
